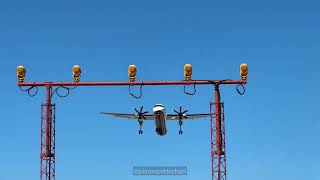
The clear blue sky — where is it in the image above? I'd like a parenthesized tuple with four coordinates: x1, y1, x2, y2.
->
(0, 0, 319, 179)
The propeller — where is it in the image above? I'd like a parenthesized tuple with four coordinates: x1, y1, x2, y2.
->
(173, 106, 188, 120)
(173, 106, 188, 135)
(134, 106, 149, 120)
(134, 106, 148, 135)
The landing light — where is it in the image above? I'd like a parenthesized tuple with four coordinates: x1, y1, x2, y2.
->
(73, 65, 81, 82)
(184, 64, 192, 80)
(128, 65, 137, 82)
(17, 65, 26, 83)
(240, 63, 248, 80)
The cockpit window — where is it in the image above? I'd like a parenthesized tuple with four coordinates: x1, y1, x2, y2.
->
(155, 104, 164, 107)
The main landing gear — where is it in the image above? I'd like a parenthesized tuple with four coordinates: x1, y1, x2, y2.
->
(178, 120, 183, 135)
(135, 106, 148, 135)
(138, 120, 143, 134)
(174, 106, 188, 135)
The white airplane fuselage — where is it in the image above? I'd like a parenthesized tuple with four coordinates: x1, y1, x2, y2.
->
(152, 104, 167, 136)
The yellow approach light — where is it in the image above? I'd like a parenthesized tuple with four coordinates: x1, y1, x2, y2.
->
(17, 65, 26, 83)
(184, 64, 192, 80)
(240, 63, 248, 80)
(73, 65, 81, 82)
(128, 65, 137, 81)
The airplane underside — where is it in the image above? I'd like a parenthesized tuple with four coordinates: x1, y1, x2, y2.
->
(100, 104, 210, 136)
(154, 110, 167, 136)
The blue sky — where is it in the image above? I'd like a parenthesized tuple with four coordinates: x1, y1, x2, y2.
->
(0, 0, 319, 179)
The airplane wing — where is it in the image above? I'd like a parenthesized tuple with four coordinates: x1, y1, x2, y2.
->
(166, 114, 210, 120)
(100, 112, 155, 120)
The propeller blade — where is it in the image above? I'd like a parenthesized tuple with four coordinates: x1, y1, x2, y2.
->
(134, 106, 148, 120)
(180, 106, 182, 113)
(182, 110, 188, 114)
(173, 109, 179, 114)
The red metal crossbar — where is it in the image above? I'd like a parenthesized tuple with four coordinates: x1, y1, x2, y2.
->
(18, 80, 246, 87)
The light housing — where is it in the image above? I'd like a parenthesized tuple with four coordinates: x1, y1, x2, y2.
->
(73, 65, 81, 82)
(240, 63, 248, 80)
(184, 64, 192, 80)
(128, 65, 137, 81)
(17, 65, 26, 83)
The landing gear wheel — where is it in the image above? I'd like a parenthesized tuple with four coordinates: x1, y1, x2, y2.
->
(179, 130, 183, 135)
(138, 130, 143, 134)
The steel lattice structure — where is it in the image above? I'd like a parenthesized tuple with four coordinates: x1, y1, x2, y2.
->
(17, 64, 248, 180)
(40, 103, 55, 180)
(210, 100, 226, 180)
(40, 86, 56, 180)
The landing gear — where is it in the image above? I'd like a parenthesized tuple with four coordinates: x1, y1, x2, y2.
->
(174, 106, 187, 135)
(138, 120, 143, 135)
(135, 106, 148, 135)
(178, 120, 183, 135)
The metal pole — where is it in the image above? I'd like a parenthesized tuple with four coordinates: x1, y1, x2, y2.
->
(215, 85, 222, 155)
(46, 86, 51, 157)
(212, 85, 227, 180)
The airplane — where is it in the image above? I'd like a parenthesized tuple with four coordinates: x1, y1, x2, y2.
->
(100, 104, 210, 136)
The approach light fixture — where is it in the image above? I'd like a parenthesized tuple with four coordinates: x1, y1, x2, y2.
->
(73, 65, 81, 82)
(184, 64, 192, 80)
(128, 65, 137, 82)
(240, 63, 248, 80)
(17, 65, 26, 83)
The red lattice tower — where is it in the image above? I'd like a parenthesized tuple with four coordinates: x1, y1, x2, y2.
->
(40, 87, 56, 180)
(210, 85, 227, 180)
